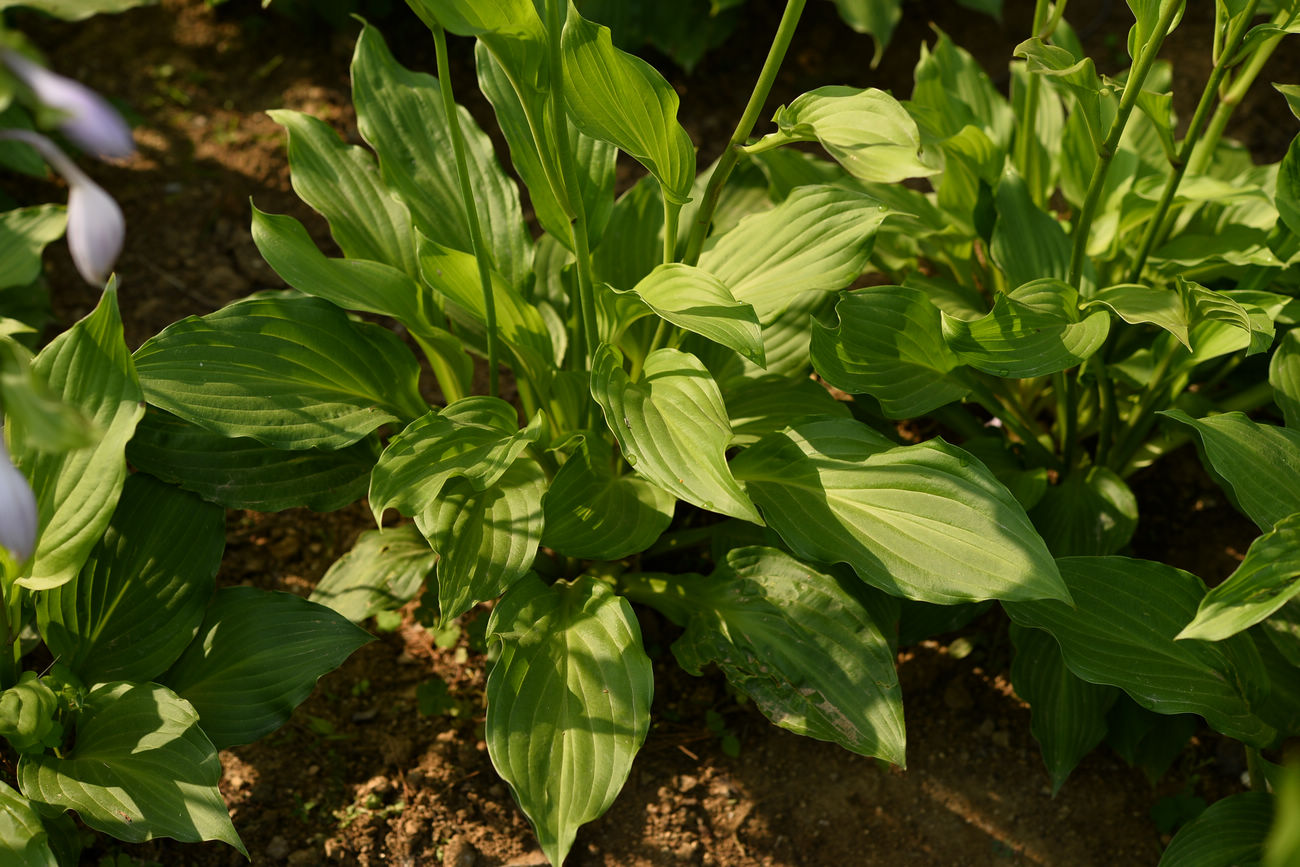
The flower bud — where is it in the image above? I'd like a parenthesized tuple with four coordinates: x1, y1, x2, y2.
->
(0, 439, 37, 563)
(0, 129, 125, 287)
(1, 48, 134, 160)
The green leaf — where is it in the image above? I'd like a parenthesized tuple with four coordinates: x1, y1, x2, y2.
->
(731, 418, 1067, 604)
(425, 459, 547, 623)
(1265, 762, 1300, 867)
(352, 23, 532, 290)
(476, 43, 616, 252)
(409, 0, 549, 92)
(309, 524, 437, 623)
(911, 27, 1014, 148)
(1092, 279, 1272, 359)
(697, 185, 891, 322)
(369, 397, 543, 526)
(161, 587, 372, 749)
(1161, 410, 1300, 532)
(1271, 330, 1300, 429)
(1003, 557, 1276, 747)
(1105, 695, 1199, 784)
(1028, 466, 1138, 557)
(13, 288, 143, 590)
(0, 206, 65, 291)
(1014, 37, 1109, 148)
(753, 86, 938, 183)
(37, 474, 222, 684)
(591, 175, 666, 294)
(621, 264, 764, 365)
(17, 682, 243, 854)
(590, 345, 760, 523)
(0, 781, 56, 867)
(1091, 283, 1195, 350)
(722, 375, 850, 446)
(990, 172, 1079, 290)
(486, 575, 652, 867)
(811, 284, 970, 418)
(541, 435, 675, 560)
(126, 407, 374, 512)
(1282, 133, 1300, 238)
(265, 109, 417, 276)
(942, 279, 1109, 378)
(0, 674, 61, 755)
(667, 547, 905, 763)
(134, 293, 426, 450)
(1177, 513, 1300, 642)
(1276, 84, 1300, 121)
(417, 236, 554, 393)
(827, 0, 901, 64)
(1158, 791, 1272, 867)
(561, 3, 695, 205)
(0, 0, 154, 18)
(1009, 624, 1118, 793)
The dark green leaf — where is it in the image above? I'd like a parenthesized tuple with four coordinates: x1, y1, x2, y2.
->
(1028, 466, 1138, 557)
(309, 525, 437, 623)
(1158, 791, 1272, 867)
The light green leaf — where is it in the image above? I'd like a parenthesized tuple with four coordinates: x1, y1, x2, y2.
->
(722, 375, 850, 446)
(1159, 791, 1272, 867)
(828, 0, 901, 64)
(310, 525, 437, 623)
(941, 279, 1110, 378)
(1178, 513, 1300, 642)
(1280, 134, 1300, 239)
(541, 435, 675, 560)
(1277, 84, 1300, 121)
(37, 474, 222, 685)
(134, 293, 426, 450)
(621, 264, 764, 365)
(0, 0, 154, 18)
(1004, 557, 1276, 747)
(1134, 87, 1176, 162)
(352, 23, 532, 290)
(811, 284, 970, 418)
(1028, 466, 1138, 557)
(265, 109, 417, 276)
(17, 682, 243, 854)
(1009, 624, 1118, 794)
(752, 86, 938, 183)
(667, 547, 905, 763)
(1161, 410, 1300, 532)
(486, 575, 652, 867)
(476, 43, 616, 251)
(417, 235, 554, 393)
(13, 288, 143, 590)
(0, 781, 56, 867)
(1265, 762, 1300, 867)
(731, 418, 1067, 604)
(1091, 283, 1194, 349)
(698, 185, 891, 322)
(425, 459, 547, 623)
(1272, 330, 1300, 429)
(0, 206, 65, 291)
(369, 397, 543, 526)
(1014, 37, 1109, 147)
(911, 27, 1014, 148)
(409, 0, 549, 92)
(561, 3, 695, 204)
(126, 407, 374, 512)
(161, 587, 372, 749)
(591, 175, 665, 294)
(590, 345, 760, 523)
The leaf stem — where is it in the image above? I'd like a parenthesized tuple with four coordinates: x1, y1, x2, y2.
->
(1067, 0, 1184, 289)
(546, 0, 600, 380)
(1128, 0, 1262, 282)
(1014, 0, 1053, 204)
(682, 0, 806, 266)
(433, 22, 500, 398)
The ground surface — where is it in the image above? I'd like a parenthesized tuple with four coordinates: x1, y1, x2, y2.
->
(6, 0, 1296, 864)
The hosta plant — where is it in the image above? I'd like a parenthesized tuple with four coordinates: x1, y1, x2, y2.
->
(127, 0, 1300, 863)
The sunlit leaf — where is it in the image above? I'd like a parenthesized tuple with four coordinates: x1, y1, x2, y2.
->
(621, 263, 764, 365)
(0, 781, 56, 867)
(486, 575, 652, 867)
(309, 525, 437, 623)
(731, 418, 1067, 604)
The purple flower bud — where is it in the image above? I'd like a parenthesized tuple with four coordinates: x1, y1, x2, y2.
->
(1, 48, 134, 160)
(0, 438, 38, 563)
(0, 129, 126, 287)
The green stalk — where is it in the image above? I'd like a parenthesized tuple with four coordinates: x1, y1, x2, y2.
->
(433, 23, 500, 398)
(1014, 0, 1052, 205)
(546, 0, 600, 379)
(965, 377, 1061, 470)
(1128, 0, 1262, 282)
(1091, 357, 1117, 468)
(1106, 344, 1178, 473)
(682, 0, 806, 266)
(1187, 8, 1291, 178)
(1247, 747, 1269, 792)
(1068, 0, 1184, 289)
(1040, 0, 1069, 38)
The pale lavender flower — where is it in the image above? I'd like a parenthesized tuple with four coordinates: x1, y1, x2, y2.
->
(0, 437, 37, 563)
(0, 48, 134, 159)
(0, 129, 125, 286)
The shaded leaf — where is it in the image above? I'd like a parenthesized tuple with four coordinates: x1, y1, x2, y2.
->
(1028, 466, 1138, 557)
(1158, 791, 1272, 867)
(309, 525, 437, 623)
(0, 781, 56, 867)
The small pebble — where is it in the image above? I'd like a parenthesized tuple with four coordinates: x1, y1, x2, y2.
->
(266, 835, 289, 860)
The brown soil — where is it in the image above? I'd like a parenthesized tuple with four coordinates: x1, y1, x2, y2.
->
(7, 1, 1293, 865)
